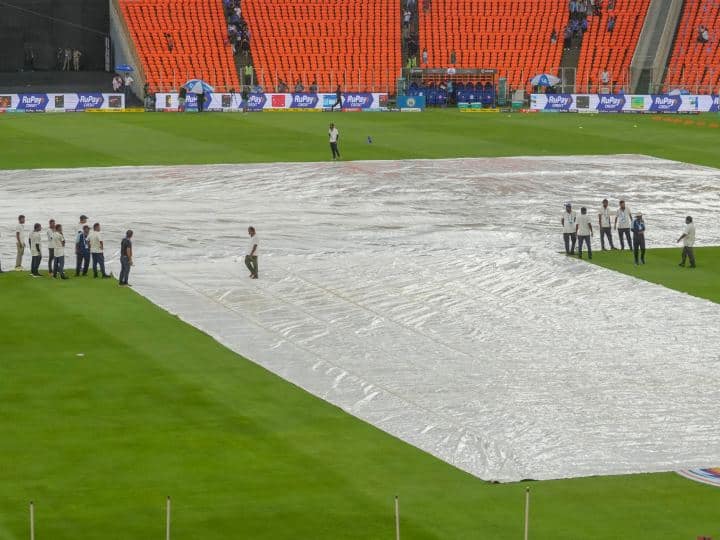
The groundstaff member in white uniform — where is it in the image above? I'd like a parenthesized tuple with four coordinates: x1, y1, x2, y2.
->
(329, 123, 340, 161)
(561, 203, 577, 255)
(15, 214, 27, 270)
(677, 215, 696, 268)
(29, 223, 43, 276)
(89, 223, 111, 278)
(576, 207, 593, 259)
(614, 200, 633, 251)
(598, 199, 615, 250)
(244, 226, 259, 279)
(53, 224, 68, 279)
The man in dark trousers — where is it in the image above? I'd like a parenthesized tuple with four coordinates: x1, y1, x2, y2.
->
(29, 222, 43, 276)
(119, 230, 134, 286)
(75, 225, 91, 276)
(328, 123, 340, 160)
(614, 199, 633, 250)
(244, 226, 259, 279)
(46, 219, 56, 274)
(89, 222, 111, 278)
(331, 85, 342, 111)
(677, 215, 696, 268)
(631, 212, 646, 265)
(561, 203, 577, 255)
(575, 207, 593, 259)
(598, 198, 615, 250)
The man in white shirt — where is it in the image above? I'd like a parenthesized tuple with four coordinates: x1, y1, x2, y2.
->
(561, 203, 577, 255)
(677, 215, 696, 268)
(15, 214, 26, 270)
(46, 219, 56, 275)
(244, 226, 259, 279)
(29, 222, 43, 276)
(89, 222, 111, 278)
(614, 199, 633, 251)
(598, 198, 615, 250)
(328, 123, 340, 161)
(575, 207, 593, 259)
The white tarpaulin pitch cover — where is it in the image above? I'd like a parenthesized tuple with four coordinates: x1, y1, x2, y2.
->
(1, 155, 719, 482)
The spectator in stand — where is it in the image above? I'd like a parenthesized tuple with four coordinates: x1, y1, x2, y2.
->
(601, 68, 610, 86)
(403, 9, 412, 27)
(112, 74, 123, 92)
(422, 0, 431, 12)
(72, 49, 82, 71)
(580, 18, 588, 36)
(569, 0, 577, 18)
(164, 32, 174, 53)
(450, 50, 456, 65)
(244, 64, 253, 85)
(63, 48, 71, 71)
(607, 16, 616, 33)
(608, 0, 615, 9)
(277, 79, 289, 92)
(698, 25, 710, 43)
(294, 80, 304, 93)
(309, 79, 318, 93)
(178, 85, 187, 111)
(550, 29, 558, 44)
(406, 0, 415, 7)
(422, 48, 428, 65)
(563, 25, 573, 49)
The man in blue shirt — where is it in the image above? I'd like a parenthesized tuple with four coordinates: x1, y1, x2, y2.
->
(631, 213, 646, 265)
(75, 225, 91, 276)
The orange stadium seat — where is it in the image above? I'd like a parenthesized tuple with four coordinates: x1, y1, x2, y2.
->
(242, 0, 401, 93)
(418, 0, 569, 90)
(120, 0, 240, 93)
(575, 0, 650, 92)
(664, 0, 720, 94)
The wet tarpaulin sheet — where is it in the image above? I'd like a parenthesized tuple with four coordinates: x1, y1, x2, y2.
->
(1, 155, 720, 482)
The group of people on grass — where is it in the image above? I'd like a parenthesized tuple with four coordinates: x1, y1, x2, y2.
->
(561, 200, 697, 267)
(2, 214, 134, 286)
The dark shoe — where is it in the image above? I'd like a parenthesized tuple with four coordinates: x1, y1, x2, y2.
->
(690, 265, 696, 268)
(679, 263, 685, 267)
(60, 275, 68, 280)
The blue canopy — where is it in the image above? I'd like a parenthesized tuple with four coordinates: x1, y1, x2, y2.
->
(530, 73, 561, 87)
(184, 79, 215, 94)
(115, 64, 134, 72)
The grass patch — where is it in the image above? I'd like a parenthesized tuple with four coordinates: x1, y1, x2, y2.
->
(1, 271, 720, 539)
(587, 246, 720, 303)
(2, 111, 720, 170)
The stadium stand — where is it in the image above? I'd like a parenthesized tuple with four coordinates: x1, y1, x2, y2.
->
(664, 0, 720, 93)
(242, 0, 401, 92)
(417, 0, 568, 89)
(120, 0, 239, 92)
(575, 0, 651, 92)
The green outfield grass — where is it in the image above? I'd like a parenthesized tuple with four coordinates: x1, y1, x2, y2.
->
(588, 247, 720, 304)
(1, 110, 720, 169)
(1, 272, 719, 540)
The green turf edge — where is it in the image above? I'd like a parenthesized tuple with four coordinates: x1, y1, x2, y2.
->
(1, 271, 720, 539)
(585, 246, 720, 304)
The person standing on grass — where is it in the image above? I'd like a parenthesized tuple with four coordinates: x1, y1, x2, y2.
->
(15, 214, 27, 271)
(53, 224, 68, 279)
(614, 199, 633, 251)
(331, 85, 342, 111)
(576, 207, 593, 259)
(631, 212, 646, 265)
(75, 225, 91, 277)
(561, 203, 577, 255)
(677, 216, 696, 268)
(46, 219, 56, 274)
(598, 199, 615, 250)
(244, 226, 259, 279)
(89, 223, 111, 278)
(29, 223, 42, 276)
(329, 123, 340, 161)
(119, 230, 134, 286)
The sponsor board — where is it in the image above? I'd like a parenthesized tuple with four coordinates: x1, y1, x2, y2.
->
(397, 95, 426, 110)
(0, 93, 125, 112)
(155, 92, 388, 111)
(531, 93, 718, 113)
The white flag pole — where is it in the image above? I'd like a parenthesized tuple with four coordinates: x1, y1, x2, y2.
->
(394, 495, 400, 540)
(165, 496, 171, 540)
(29, 501, 35, 540)
(523, 488, 530, 540)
